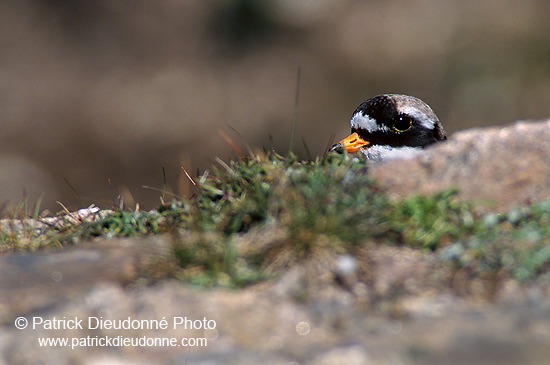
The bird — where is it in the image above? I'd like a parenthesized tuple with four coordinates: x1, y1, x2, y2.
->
(329, 94, 447, 161)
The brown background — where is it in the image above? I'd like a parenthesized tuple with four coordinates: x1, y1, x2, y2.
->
(1, 0, 549, 212)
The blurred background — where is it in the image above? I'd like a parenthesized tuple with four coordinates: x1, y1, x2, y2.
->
(1, 0, 549, 213)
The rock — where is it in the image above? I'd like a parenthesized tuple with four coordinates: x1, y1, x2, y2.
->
(305, 345, 371, 365)
(371, 119, 550, 210)
(0, 236, 549, 364)
(1, 272, 549, 365)
(0, 206, 111, 236)
(0, 237, 170, 316)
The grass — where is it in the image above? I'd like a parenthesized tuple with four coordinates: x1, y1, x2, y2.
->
(1, 150, 549, 288)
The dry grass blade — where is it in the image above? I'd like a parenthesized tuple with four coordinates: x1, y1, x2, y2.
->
(180, 165, 198, 186)
(219, 129, 246, 158)
(227, 125, 254, 156)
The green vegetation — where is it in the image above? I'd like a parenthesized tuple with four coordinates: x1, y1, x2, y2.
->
(441, 201, 550, 282)
(1, 151, 549, 287)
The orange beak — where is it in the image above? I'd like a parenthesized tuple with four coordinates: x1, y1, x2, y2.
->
(330, 132, 370, 153)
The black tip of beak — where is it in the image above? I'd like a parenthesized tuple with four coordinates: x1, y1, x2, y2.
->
(329, 142, 345, 153)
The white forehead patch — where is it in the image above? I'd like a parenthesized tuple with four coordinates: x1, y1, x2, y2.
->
(350, 112, 391, 133)
(399, 106, 436, 130)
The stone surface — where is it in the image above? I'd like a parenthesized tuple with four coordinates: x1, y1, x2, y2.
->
(1, 236, 549, 364)
(371, 119, 550, 210)
(0, 237, 170, 317)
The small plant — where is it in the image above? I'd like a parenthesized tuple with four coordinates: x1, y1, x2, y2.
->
(385, 189, 476, 249)
(166, 151, 388, 284)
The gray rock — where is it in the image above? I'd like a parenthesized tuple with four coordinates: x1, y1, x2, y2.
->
(0, 236, 549, 364)
(305, 345, 371, 365)
(0, 237, 170, 317)
(371, 119, 550, 210)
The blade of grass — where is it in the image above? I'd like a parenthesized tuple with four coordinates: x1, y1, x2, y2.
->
(32, 195, 43, 220)
(181, 165, 198, 186)
(302, 137, 312, 161)
(63, 176, 84, 208)
(322, 132, 336, 158)
(227, 125, 254, 156)
(219, 129, 246, 158)
(141, 185, 182, 200)
(161, 166, 167, 203)
(288, 66, 301, 155)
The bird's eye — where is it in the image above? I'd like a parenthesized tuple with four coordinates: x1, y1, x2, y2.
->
(392, 116, 413, 133)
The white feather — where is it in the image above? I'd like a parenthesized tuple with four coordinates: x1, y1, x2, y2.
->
(350, 112, 391, 133)
(360, 145, 423, 162)
(398, 106, 436, 130)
